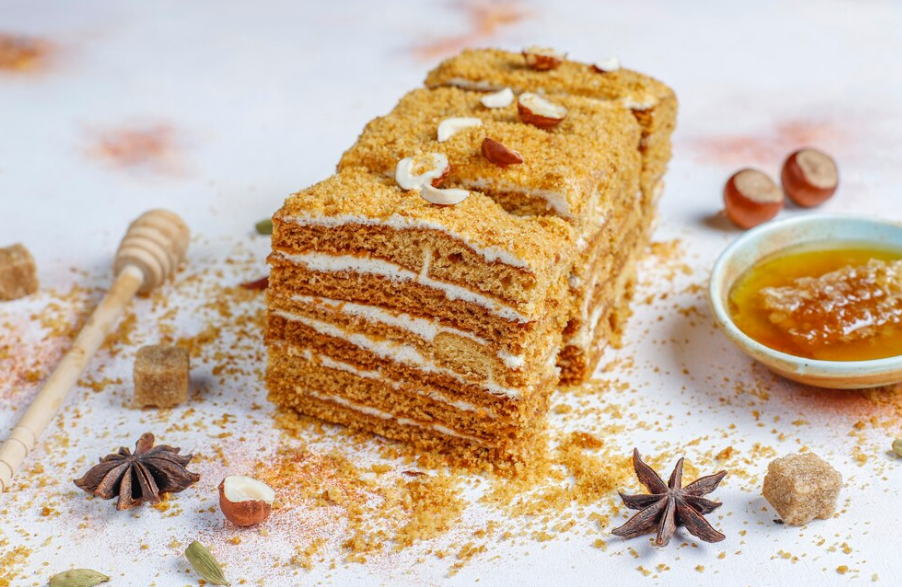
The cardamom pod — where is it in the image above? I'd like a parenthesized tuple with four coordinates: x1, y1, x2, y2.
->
(185, 540, 230, 586)
(255, 218, 273, 235)
(893, 438, 902, 457)
(48, 569, 110, 587)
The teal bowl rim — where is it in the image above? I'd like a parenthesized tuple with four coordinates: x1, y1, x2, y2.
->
(708, 213, 902, 376)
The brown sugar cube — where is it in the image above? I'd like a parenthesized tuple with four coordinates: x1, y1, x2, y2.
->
(133, 345, 189, 408)
(0, 243, 39, 301)
(762, 452, 842, 525)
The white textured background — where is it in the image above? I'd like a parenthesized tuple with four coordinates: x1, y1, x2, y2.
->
(1, 1, 902, 585)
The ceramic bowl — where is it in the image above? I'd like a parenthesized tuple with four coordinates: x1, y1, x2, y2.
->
(708, 214, 902, 389)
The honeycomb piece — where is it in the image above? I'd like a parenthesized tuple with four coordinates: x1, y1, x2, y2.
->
(761, 259, 902, 346)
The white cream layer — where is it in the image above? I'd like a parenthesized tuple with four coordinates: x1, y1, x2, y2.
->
(442, 78, 656, 112)
(566, 252, 638, 349)
(303, 388, 487, 445)
(620, 96, 656, 112)
(444, 77, 502, 92)
(273, 251, 530, 324)
(274, 310, 524, 399)
(462, 178, 572, 220)
(568, 299, 609, 349)
(282, 213, 530, 270)
(291, 293, 526, 371)
(286, 344, 496, 417)
(567, 265, 617, 349)
(569, 202, 640, 318)
(652, 179, 665, 204)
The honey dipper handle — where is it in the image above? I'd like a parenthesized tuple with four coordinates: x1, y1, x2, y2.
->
(0, 266, 144, 491)
(0, 210, 189, 492)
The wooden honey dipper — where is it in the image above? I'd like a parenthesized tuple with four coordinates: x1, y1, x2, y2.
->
(0, 209, 189, 492)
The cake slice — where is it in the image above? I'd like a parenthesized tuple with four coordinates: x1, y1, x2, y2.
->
(266, 47, 676, 463)
(267, 169, 574, 464)
(424, 48, 677, 221)
(338, 86, 644, 382)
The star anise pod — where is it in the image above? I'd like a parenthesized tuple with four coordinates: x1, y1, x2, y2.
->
(74, 432, 200, 510)
(612, 448, 727, 546)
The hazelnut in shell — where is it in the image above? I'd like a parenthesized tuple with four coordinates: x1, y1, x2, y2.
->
(723, 168, 784, 229)
(219, 475, 275, 527)
(781, 148, 838, 207)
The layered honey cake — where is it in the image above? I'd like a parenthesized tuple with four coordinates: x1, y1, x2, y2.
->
(337, 86, 644, 382)
(266, 47, 676, 462)
(268, 170, 573, 464)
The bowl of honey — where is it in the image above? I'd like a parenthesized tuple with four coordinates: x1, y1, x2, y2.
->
(709, 214, 902, 388)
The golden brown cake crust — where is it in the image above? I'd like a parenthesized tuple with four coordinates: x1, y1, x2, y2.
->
(424, 48, 675, 111)
(338, 87, 641, 225)
(423, 47, 678, 215)
(276, 169, 574, 274)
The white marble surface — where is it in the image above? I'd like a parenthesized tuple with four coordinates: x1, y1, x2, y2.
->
(2, 0, 902, 585)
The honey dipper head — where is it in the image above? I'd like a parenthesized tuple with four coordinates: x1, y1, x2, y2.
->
(112, 209, 190, 293)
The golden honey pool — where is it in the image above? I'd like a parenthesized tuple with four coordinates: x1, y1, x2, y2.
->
(728, 241, 902, 362)
(709, 215, 902, 389)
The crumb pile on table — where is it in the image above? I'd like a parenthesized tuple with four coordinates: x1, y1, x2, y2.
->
(265, 48, 677, 465)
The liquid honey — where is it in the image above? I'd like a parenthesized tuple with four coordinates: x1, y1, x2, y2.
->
(728, 241, 902, 361)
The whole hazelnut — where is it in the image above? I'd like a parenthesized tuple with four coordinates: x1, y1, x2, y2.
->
(218, 475, 275, 527)
(781, 148, 838, 207)
(723, 168, 784, 229)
